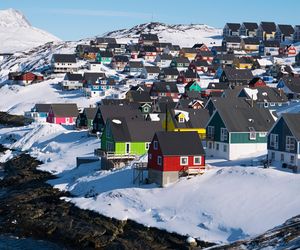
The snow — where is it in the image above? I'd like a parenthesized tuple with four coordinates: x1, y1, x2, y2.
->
(244, 87, 258, 100)
(0, 9, 60, 53)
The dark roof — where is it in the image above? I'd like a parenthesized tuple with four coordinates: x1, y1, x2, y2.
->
(50, 104, 79, 117)
(155, 131, 205, 156)
(154, 42, 172, 48)
(109, 118, 162, 142)
(140, 34, 159, 42)
(173, 57, 190, 64)
(183, 70, 198, 78)
(242, 22, 258, 31)
(207, 82, 230, 90)
(128, 90, 152, 103)
(281, 76, 300, 93)
(151, 82, 179, 93)
(226, 23, 241, 32)
(193, 60, 209, 67)
(242, 37, 260, 45)
(197, 51, 214, 57)
(84, 46, 99, 53)
(223, 67, 253, 81)
(192, 43, 206, 49)
(99, 50, 113, 57)
(215, 54, 235, 61)
(212, 98, 274, 132)
(64, 73, 83, 81)
(83, 72, 106, 82)
(223, 36, 241, 43)
(181, 48, 197, 54)
(113, 55, 129, 62)
(277, 24, 294, 36)
(95, 37, 117, 44)
(260, 22, 276, 33)
(83, 108, 97, 120)
(142, 46, 157, 53)
(33, 104, 51, 113)
(160, 67, 179, 76)
(241, 87, 288, 103)
(144, 66, 160, 74)
(128, 61, 144, 68)
(52, 54, 76, 63)
(282, 113, 300, 141)
(158, 54, 173, 60)
(263, 40, 280, 48)
(238, 57, 253, 64)
(101, 99, 131, 106)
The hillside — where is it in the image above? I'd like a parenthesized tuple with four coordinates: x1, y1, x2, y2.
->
(0, 9, 60, 53)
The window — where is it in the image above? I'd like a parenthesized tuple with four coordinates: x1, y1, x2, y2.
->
(207, 126, 215, 139)
(249, 127, 256, 140)
(157, 156, 162, 165)
(259, 132, 267, 137)
(290, 155, 295, 164)
(270, 103, 275, 107)
(194, 156, 202, 165)
(208, 142, 213, 149)
(145, 142, 150, 150)
(286, 136, 295, 151)
(66, 118, 70, 123)
(270, 134, 278, 149)
(153, 140, 158, 150)
(264, 102, 269, 108)
(216, 143, 219, 151)
(179, 116, 185, 123)
(223, 144, 227, 152)
(220, 128, 228, 141)
(180, 156, 188, 166)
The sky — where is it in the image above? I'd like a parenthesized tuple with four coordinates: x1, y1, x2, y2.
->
(0, 0, 300, 41)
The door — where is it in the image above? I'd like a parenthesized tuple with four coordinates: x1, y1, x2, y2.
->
(125, 143, 130, 154)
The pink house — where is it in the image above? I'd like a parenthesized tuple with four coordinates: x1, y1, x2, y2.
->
(47, 103, 79, 125)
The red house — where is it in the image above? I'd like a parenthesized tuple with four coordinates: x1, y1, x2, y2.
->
(248, 77, 266, 88)
(9, 72, 44, 86)
(195, 51, 214, 63)
(148, 131, 205, 187)
(47, 103, 79, 125)
(177, 70, 200, 84)
(279, 45, 297, 57)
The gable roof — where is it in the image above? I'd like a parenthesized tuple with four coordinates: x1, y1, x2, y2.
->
(52, 54, 77, 63)
(33, 104, 51, 113)
(160, 67, 179, 76)
(282, 113, 300, 141)
(83, 107, 97, 120)
(128, 90, 152, 103)
(83, 72, 106, 82)
(50, 104, 79, 117)
(197, 50, 214, 57)
(113, 55, 129, 62)
(140, 34, 159, 42)
(277, 24, 294, 36)
(95, 37, 117, 44)
(242, 37, 260, 45)
(144, 66, 160, 74)
(99, 50, 113, 57)
(263, 40, 280, 47)
(226, 23, 241, 32)
(242, 22, 258, 31)
(151, 82, 179, 93)
(222, 67, 253, 81)
(64, 73, 83, 81)
(241, 87, 288, 103)
(155, 131, 205, 156)
(128, 61, 144, 68)
(280, 76, 300, 93)
(223, 36, 241, 43)
(173, 57, 190, 64)
(260, 22, 276, 33)
(158, 54, 173, 60)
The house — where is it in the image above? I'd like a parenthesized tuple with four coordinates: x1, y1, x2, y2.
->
(100, 118, 162, 158)
(154, 42, 173, 53)
(141, 66, 160, 79)
(267, 113, 300, 172)
(139, 46, 157, 62)
(60, 73, 83, 90)
(92, 104, 143, 133)
(151, 97, 176, 113)
(82, 46, 99, 61)
(192, 43, 209, 52)
(184, 81, 202, 93)
(138, 34, 159, 45)
(222, 36, 241, 51)
(201, 83, 229, 98)
(206, 98, 275, 160)
(223, 23, 241, 37)
(124, 61, 144, 75)
(163, 45, 181, 57)
(239, 22, 258, 37)
(88, 62, 102, 72)
(240, 37, 260, 52)
(8, 72, 44, 86)
(158, 68, 179, 82)
(279, 45, 297, 57)
(96, 50, 113, 64)
(46, 103, 79, 125)
(107, 43, 126, 55)
(24, 103, 51, 123)
(164, 108, 210, 139)
(277, 76, 300, 99)
(257, 22, 277, 41)
(294, 25, 300, 42)
(195, 50, 214, 63)
(179, 48, 198, 61)
(92, 37, 117, 50)
(275, 24, 294, 42)
(177, 70, 200, 85)
(154, 54, 173, 68)
(211, 46, 227, 55)
(148, 131, 205, 187)
(126, 44, 141, 59)
(76, 107, 97, 130)
(248, 77, 267, 88)
(150, 82, 180, 100)
(213, 54, 235, 67)
(82, 72, 106, 87)
(259, 40, 280, 56)
(233, 57, 254, 69)
(189, 60, 209, 73)
(219, 67, 254, 87)
(170, 57, 190, 71)
(111, 55, 129, 71)
(51, 54, 78, 73)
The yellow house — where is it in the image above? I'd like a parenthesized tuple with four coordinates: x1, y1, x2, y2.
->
(233, 57, 253, 69)
(179, 48, 197, 61)
(240, 38, 260, 52)
(162, 108, 210, 139)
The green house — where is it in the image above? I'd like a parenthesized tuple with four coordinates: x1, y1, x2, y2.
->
(206, 98, 274, 160)
(96, 51, 113, 64)
(185, 81, 202, 92)
(101, 118, 162, 156)
(76, 107, 97, 130)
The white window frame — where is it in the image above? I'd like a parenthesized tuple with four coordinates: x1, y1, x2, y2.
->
(223, 144, 227, 152)
(259, 132, 267, 137)
(179, 116, 185, 123)
(249, 127, 256, 140)
(193, 156, 202, 165)
(290, 155, 295, 164)
(270, 133, 279, 149)
(180, 156, 189, 166)
(286, 136, 295, 152)
(220, 128, 228, 141)
(145, 142, 150, 150)
(153, 140, 158, 150)
(157, 156, 162, 166)
(207, 126, 215, 139)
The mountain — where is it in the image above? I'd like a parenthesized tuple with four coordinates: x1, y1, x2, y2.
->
(105, 22, 222, 47)
(0, 9, 60, 53)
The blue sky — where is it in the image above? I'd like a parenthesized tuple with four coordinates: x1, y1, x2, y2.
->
(1, 0, 300, 41)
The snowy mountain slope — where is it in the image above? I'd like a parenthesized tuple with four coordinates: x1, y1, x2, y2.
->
(105, 22, 222, 47)
(0, 9, 60, 53)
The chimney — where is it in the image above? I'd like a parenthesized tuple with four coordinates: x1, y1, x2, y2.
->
(251, 94, 254, 108)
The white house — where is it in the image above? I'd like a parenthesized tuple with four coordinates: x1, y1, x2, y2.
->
(51, 54, 78, 73)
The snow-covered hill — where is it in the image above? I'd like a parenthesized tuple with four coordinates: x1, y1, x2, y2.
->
(0, 9, 60, 53)
(105, 22, 222, 47)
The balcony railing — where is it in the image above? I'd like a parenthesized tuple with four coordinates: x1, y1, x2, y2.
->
(94, 149, 138, 160)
